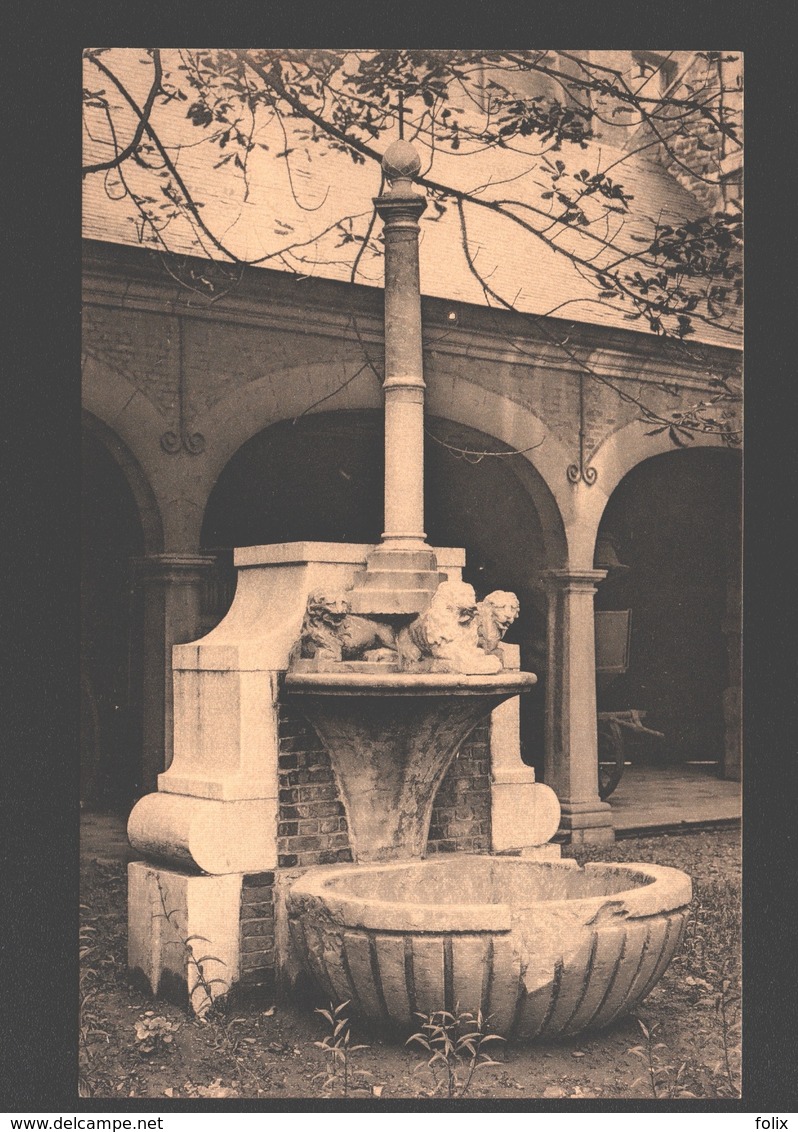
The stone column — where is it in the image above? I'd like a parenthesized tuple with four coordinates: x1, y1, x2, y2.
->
(378, 162, 427, 548)
(542, 569, 614, 843)
(134, 553, 218, 792)
(348, 139, 444, 616)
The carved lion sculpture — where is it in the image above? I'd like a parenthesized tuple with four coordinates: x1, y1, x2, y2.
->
(397, 580, 502, 674)
(477, 590, 520, 657)
(296, 592, 397, 663)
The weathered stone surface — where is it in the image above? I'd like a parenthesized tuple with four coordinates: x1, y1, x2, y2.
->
(396, 581, 504, 675)
(292, 591, 399, 665)
(476, 591, 520, 657)
(286, 855, 691, 1039)
(491, 781, 561, 851)
(284, 670, 535, 861)
(128, 861, 241, 1014)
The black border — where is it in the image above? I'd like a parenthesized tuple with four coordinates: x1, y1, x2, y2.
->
(5, 0, 796, 1114)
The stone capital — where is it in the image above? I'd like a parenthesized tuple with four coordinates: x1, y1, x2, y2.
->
(134, 553, 219, 586)
(374, 189, 427, 226)
(542, 568, 608, 594)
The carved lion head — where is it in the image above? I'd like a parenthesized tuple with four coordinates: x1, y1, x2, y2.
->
(306, 592, 351, 628)
(482, 590, 520, 632)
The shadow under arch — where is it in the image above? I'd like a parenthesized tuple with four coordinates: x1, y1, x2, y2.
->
(82, 409, 164, 555)
(82, 416, 158, 806)
(200, 409, 567, 771)
(592, 445, 742, 774)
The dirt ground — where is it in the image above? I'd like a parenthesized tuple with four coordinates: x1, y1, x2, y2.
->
(80, 829, 741, 1101)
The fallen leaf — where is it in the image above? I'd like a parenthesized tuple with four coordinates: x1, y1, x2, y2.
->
(263, 1006, 276, 1016)
(571, 1050, 586, 1058)
(372, 1085, 383, 1097)
(543, 1085, 566, 1098)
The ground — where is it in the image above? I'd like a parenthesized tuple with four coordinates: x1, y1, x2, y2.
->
(80, 829, 741, 1101)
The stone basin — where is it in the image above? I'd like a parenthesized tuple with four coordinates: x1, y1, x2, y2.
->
(287, 855, 692, 1039)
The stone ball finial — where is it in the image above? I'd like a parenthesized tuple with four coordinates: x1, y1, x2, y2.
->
(382, 139, 421, 182)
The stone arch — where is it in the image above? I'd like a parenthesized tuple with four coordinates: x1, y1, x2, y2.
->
(199, 407, 567, 773)
(82, 415, 153, 804)
(82, 409, 164, 555)
(567, 417, 736, 567)
(81, 352, 168, 529)
(194, 365, 571, 570)
(592, 443, 742, 774)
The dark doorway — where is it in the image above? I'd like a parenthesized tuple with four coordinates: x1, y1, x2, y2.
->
(595, 447, 742, 771)
(81, 428, 145, 808)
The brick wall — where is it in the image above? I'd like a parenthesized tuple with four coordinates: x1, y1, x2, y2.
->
(276, 705, 353, 869)
(238, 871, 276, 1001)
(427, 720, 492, 853)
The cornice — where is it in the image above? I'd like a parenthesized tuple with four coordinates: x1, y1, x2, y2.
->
(83, 248, 740, 393)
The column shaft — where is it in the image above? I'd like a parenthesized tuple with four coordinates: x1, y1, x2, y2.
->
(134, 554, 218, 792)
(543, 569, 614, 843)
(378, 191, 427, 546)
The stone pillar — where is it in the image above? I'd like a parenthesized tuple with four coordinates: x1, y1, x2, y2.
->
(348, 139, 444, 616)
(134, 553, 218, 792)
(378, 168, 427, 548)
(542, 569, 614, 844)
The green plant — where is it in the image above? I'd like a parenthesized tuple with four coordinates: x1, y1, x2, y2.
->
(629, 1018, 697, 1099)
(407, 1007, 504, 1098)
(313, 1001, 371, 1097)
(155, 879, 229, 1015)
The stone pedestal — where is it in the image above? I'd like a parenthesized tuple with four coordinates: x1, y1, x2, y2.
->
(134, 554, 218, 791)
(489, 644, 561, 853)
(127, 541, 467, 1007)
(542, 570, 614, 844)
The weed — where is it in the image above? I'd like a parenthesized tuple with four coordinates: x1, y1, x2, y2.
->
(79, 910, 110, 1095)
(687, 960, 741, 1097)
(628, 1018, 697, 1099)
(313, 1001, 371, 1097)
(407, 1007, 505, 1098)
(714, 968, 742, 1096)
(133, 1013, 181, 1057)
(154, 879, 229, 1015)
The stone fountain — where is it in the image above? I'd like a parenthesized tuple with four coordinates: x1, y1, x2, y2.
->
(125, 137, 691, 1033)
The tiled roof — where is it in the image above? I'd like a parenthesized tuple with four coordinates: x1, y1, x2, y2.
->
(83, 50, 740, 350)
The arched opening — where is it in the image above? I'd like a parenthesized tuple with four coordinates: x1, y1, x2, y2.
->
(594, 447, 742, 779)
(201, 410, 564, 772)
(81, 426, 146, 808)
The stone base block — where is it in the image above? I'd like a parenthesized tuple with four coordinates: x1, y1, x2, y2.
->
(557, 801, 615, 845)
(128, 861, 242, 1014)
(491, 781, 561, 852)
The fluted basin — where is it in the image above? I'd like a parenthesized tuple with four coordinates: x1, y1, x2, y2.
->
(284, 670, 535, 861)
(287, 855, 692, 1039)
